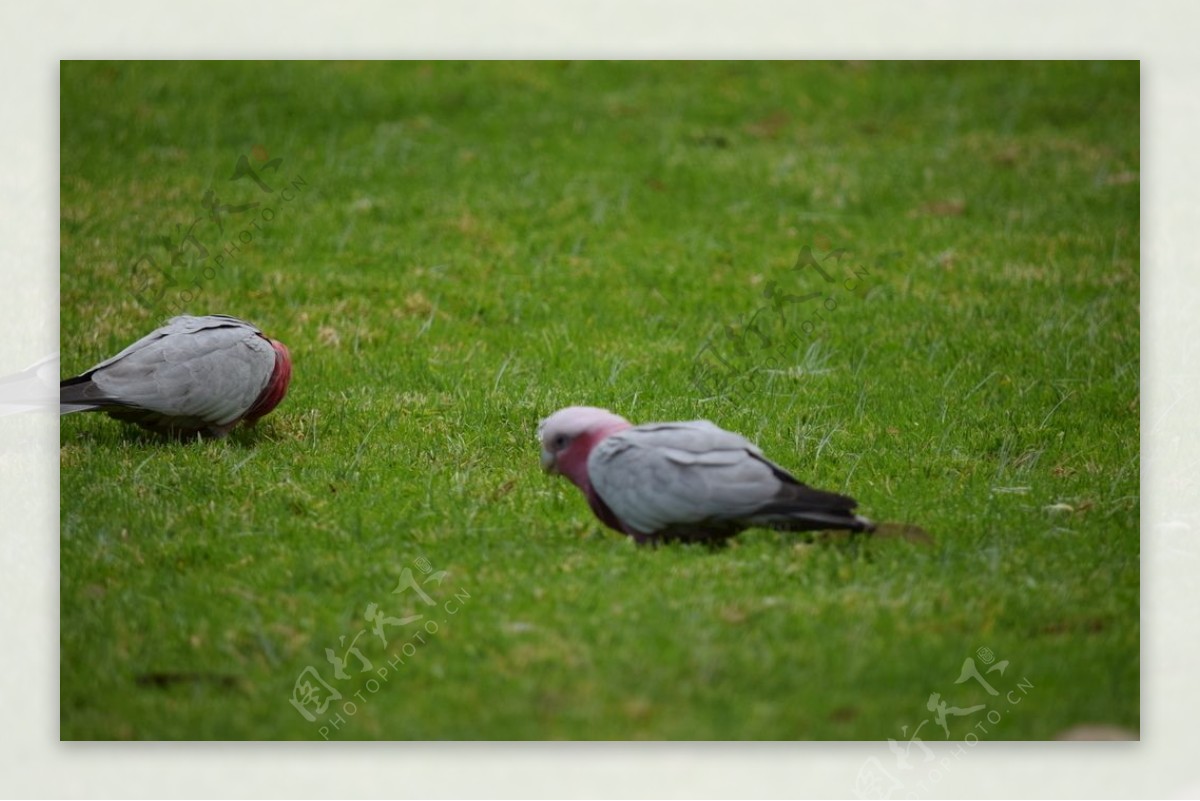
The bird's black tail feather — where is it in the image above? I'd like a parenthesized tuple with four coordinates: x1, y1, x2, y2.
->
(751, 507, 877, 533)
(59, 375, 113, 414)
(749, 478, 933, 543)
(750, 480, 874, 533)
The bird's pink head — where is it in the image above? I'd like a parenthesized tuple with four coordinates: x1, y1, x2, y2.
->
(245, 339, 292, 423)
(538, 406, 632, 491)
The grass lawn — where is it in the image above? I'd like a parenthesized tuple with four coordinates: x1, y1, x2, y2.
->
(59, 61, 1139, 741)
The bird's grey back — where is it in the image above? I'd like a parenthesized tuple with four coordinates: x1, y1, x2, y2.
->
(64, 315, 275, 427)
(586, 420, 787, 535)
(82, 315, 262, 375)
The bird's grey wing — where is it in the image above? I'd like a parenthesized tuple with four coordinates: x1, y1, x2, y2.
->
(88, 325, 276, 426)
(587, 421, 791, 535)
(79, 315, 260, 375)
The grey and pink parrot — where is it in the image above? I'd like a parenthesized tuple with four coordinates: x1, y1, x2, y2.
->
(538, 406, 927, 546)
(60, 314, 292, 438)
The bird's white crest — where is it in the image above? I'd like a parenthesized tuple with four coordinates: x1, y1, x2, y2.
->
(537, 406, 630, 447)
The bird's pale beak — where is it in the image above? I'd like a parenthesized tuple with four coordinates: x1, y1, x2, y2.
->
(540, 448, 557, 474)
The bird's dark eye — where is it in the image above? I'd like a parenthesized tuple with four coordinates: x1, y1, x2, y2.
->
(553, 434, 569, 449)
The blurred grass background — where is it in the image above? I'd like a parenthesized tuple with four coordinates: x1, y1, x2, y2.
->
(60, 61, 1138, 740)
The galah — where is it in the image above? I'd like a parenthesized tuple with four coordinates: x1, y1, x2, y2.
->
(539, 406, 923, 546)
(60, 314, 292, 438)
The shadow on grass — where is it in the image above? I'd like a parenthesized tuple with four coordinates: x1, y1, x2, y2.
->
(60, 418, 288, 448)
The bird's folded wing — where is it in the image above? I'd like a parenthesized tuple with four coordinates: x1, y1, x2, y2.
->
(80, 315, 259, 375)
(587, 421, 786, 535)
(90, 326, 275, 425)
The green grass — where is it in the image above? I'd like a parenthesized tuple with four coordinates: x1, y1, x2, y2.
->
(60, 61, 1139, 741)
